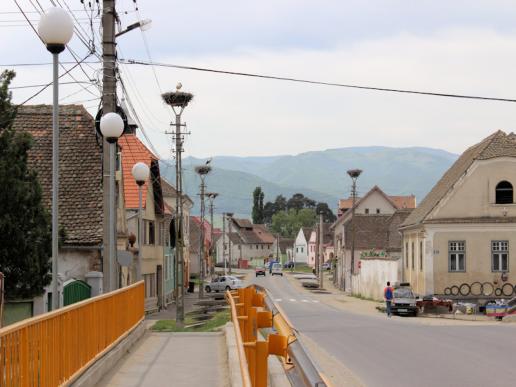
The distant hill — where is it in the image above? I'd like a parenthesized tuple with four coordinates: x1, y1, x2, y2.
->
(160, 146, 457, 215)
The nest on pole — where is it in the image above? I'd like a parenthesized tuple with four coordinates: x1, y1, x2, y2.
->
(161, 91, 194, 107)
(195, 165, 212, 175)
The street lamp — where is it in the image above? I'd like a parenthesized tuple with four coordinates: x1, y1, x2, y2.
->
(38, 7, 74, 311)
(100, 112, 125, 292)
(195, 165, 211, 299)
(132, 162, 150, 283)
(346, 168, 362, 292)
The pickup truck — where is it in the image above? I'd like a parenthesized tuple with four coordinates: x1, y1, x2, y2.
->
(391, 284, 419, 316)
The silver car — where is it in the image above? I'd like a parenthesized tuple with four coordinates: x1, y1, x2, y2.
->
(205, 275, 243, 293)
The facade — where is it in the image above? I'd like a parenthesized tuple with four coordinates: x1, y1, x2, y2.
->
(307, 224, 333, 267)
(400, 131, 516, 296)
(333, 185, 414, 291)
(294, 227, 312, 264)
(13, 105, 105, 315)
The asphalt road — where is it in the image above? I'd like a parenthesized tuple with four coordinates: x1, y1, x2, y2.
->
(251, 273, 516, 387)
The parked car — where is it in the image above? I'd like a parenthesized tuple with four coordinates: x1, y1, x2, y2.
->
(322, 262, 331, 271)
(255, 266, 266, 277)
(205, 276, 243, 293)
(391, 283, 419, 316)
(271, 263, 283, 276)
(283, 261, 294, 269)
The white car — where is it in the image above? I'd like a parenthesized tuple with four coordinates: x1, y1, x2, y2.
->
(205, 275, 243, 293)
(271, 263, 283, 276)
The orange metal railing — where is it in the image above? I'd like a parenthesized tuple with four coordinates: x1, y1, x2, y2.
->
(0, 281, 144, 387)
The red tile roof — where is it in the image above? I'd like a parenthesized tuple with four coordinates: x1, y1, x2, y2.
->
(119, 134, 157, 209)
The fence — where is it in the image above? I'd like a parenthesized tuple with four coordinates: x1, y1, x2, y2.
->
(0, 281, 144, 386)
(226, 285, 328, 387)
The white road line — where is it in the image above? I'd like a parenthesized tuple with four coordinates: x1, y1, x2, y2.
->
(301, 299, 310, 303)
(274, 298, 283, 302)
(312, 300, 319, 303)
(289, 298, 297, 302)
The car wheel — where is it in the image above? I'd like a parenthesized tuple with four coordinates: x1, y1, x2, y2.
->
(205, 286, 211, 293)
(281, 274, 283, 276)
(225, 286, 231, 291)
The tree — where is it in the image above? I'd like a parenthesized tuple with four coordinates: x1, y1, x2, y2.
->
(287, 193, 306, 211)
(0, 70, 52, 300)
(274, 195, 287, 212)
(263, 201, 276, 225)
(316, 202, 337, 223)
(252, 186, 264, 224)
(271, 208, 316, 238)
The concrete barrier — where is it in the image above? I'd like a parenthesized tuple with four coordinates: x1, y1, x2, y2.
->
(70, 321, 146, 387)
(225, 322, 244, 387)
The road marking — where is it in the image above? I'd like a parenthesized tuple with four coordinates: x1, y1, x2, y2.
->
(289, 298, 296, 302)
(274, 298, 282, 302)
(312, 300, 319, 303)
(301, 299, 310, 303)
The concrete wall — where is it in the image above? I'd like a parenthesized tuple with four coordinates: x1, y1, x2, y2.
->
(352, 257, 400, 301)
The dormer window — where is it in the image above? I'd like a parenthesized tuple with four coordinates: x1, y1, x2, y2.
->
(496, 181, 513, 204)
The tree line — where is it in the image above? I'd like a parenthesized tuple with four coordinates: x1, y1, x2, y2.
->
(252, 187, 336, 238)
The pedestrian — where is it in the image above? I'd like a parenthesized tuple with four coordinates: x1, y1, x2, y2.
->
(384, 281, 394, 317)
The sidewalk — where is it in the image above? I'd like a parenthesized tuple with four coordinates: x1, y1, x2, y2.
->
(97, 331, 229, 387)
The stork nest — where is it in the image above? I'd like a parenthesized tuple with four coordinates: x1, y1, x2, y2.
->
(162, 91, 194, 107)
(195, 165, 212, 175)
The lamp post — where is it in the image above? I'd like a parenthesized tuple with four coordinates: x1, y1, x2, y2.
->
(206, 192, 218, 275)
(346, 169, 362, 292)
(132, 162, 150, 283)
(195, 165, 211, 299)
(38, 7, 74, 311)
(162, 83, 193, 326)
(100, 112, 125, 292)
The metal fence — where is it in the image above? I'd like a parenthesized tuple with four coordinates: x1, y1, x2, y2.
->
(0, 281, 144, 386)
(226, 285, 329, 387)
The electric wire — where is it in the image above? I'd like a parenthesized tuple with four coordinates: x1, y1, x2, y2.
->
(120, 59, 516, 104)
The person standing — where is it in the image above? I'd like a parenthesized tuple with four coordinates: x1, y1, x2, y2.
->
(384, 281, 394, 317)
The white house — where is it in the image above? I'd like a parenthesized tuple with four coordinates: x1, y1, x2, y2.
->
(294, 227, 312, 264)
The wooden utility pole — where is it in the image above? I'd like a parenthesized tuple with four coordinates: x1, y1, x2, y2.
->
(222, 213, 226, 274)
(102, 0, 117, 292)
(319, 214, 324, 289)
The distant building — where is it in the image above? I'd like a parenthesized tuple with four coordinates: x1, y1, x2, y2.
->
(294, 227, 312, 264)
(338, 188, 416, 217)
(307, 224, 333, 267)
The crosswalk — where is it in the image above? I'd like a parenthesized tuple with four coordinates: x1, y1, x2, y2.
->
(273, 298, 319, 303)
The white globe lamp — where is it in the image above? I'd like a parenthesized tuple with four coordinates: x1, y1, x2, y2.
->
(100, 112, 125, 143)
(132, 162, 150, 186)
(38, 7, 74, 54)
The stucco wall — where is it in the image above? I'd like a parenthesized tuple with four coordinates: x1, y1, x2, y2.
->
(352, 257, 400, 301)
(294, 229, 309, 264)
(355, 190, 397, 215)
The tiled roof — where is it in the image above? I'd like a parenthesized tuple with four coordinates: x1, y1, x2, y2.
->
(233, 218, 253, 229)
(13, 105, 103, 246)
(302, 227, 313, 242)
(227, 232, 244, 245)
(119, 134, 157, 209)
(160, 177, 194, 205)
(401, 131, 512, 228)
(339, 190, 416, 214)
(389, 195, 416, 209)
(253, 224, 276, 243)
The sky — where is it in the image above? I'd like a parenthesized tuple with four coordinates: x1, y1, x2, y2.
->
(3, 1, 516, 158)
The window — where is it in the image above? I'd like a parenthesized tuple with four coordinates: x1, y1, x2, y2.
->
(449, 241, 466, 272)
(405, 242, 408, 268)
(376, 208, 380, 214)
(296, 247, 299, 253)
(496, 181, 513, 204)
(492, 241, 509, 272)
(261, 245, 264, 250)
(364, 208, 369, 214)
(419, 241, 423, 272)
(411, 242, 415, 269)
(144, 221, 156, 245)
(256, 244, 259, 249)
(158, 222, 164, 246)
(301, 247, 304, 253)
(143, 273, 156, 298)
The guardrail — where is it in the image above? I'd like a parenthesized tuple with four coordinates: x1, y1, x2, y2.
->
(0, 281, 144, 386)
(226, 285, 328, 387)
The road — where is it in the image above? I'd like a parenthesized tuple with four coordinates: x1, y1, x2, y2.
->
(251, 273, 516, 387)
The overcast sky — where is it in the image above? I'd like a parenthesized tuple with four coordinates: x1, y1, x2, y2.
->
(3, 1, 516, 158)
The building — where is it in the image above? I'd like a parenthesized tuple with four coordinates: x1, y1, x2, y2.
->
(12, 105, 105, 317)
(189, 216, 212, 276)
(294, 227, 312, 264)
(307, 224, 333, 267)
(215, 219, 275, 266)
(333, 186, 415, 290)
(400, 131, 516, 296)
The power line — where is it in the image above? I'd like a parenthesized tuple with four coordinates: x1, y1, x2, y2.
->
(0, 61, 101, 67)
(11, 80, 95, 89)
(120, 59, 516, 103)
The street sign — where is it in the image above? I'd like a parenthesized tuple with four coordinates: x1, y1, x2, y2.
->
(117, 251, 133, 267)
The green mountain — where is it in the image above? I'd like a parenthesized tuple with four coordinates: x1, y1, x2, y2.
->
(160, 146, 457, 216)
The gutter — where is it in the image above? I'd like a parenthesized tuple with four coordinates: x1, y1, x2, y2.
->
(61, 244, 103, 251)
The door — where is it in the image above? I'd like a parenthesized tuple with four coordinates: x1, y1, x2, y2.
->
(63, 280, 91, 306)
(157, 264, 163, 309)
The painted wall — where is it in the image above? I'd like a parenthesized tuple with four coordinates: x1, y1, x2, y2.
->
(351, 257, 400, 301)
(294, 229, 309, 264)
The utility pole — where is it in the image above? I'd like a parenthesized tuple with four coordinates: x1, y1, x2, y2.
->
(227, 213, 233, 274)
(207, 192, 218, 275)
(195, 166, 211, 299)
(276, 234, 280, 263)
(347, 169, 362, 293)
(319, 213, 324, 289)
(102, 0, 117, 292)
(163, 84, 193, 327)
(222, 213, 226, 275)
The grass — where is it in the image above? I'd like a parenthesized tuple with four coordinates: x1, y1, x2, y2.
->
(291, 264, 315, 273)
(151, 309, 230, 333)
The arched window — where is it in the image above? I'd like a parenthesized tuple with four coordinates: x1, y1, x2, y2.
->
(496, 181, 513, 204)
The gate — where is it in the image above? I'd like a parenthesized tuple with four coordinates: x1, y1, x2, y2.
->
(63, 279, 91, 306)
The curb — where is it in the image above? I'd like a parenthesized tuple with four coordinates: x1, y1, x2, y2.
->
(225, 322, 244, 387)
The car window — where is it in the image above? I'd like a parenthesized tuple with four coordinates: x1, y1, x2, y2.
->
(394, 288, 413, 298)
(273, 263, 281, 269)
(213, 278, 219, 283)
(220, 277, 225, 282)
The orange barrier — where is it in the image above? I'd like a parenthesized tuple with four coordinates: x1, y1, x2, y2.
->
(0, 281, 144, 387)
(227, 286, 289, 387)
